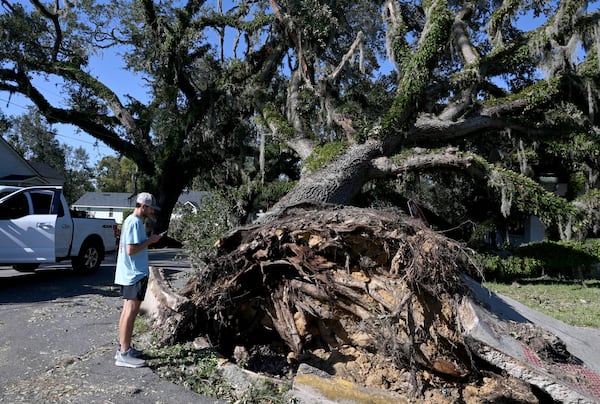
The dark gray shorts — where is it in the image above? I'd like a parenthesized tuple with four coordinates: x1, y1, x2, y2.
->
(120, 277, 149, 301)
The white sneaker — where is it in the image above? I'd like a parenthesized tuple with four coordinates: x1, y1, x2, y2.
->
(115, 349, 147, 368)
(114, 345, 144, 360)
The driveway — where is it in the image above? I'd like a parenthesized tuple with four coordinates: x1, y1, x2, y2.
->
(0, 249, 221, 403)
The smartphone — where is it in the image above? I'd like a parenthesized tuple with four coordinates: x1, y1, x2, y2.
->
(159, 230, 168, 237)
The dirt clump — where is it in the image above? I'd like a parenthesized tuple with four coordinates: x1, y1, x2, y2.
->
(149, 204, 588, 402)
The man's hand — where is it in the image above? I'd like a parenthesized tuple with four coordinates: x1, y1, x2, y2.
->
(148, 233, 162, 244)
(126, 233, 163, 255)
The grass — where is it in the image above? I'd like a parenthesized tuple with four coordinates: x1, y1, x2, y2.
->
(483, 279, 600, 328)
(145, 343, 229, 396)
(137, 340, 291, 403)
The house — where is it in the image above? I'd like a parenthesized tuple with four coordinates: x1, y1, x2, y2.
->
(72, 190, 207, 224)
(486, 148, 574, 246)
(0, 136, 65, 186)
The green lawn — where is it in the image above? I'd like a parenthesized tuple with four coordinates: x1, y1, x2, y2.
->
(483, 279, 600, 328)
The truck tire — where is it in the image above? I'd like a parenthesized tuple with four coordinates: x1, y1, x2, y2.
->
(72, 239, 103, 273)
(12, 264, 40, 272)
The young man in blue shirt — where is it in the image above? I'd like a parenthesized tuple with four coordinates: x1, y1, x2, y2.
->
(114, 192, 163, 368)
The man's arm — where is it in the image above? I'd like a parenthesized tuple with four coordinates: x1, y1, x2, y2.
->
(125, 234, 162, 256)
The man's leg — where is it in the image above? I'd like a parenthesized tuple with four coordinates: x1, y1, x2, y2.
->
(119, 298, 141, 353)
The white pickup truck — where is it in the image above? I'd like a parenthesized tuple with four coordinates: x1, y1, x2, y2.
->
(0, 186, 118, 273)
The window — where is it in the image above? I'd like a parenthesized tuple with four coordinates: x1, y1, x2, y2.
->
(30, 191, 53, 215)
(0, 193, 29, 219)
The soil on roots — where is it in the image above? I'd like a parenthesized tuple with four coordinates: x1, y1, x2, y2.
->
(152, 204, 565, 401)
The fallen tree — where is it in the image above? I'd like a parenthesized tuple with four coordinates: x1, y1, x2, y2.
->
(149, 204, 599, 402)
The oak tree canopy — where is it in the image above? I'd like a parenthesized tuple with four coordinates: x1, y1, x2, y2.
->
(1, 0, 598, 236)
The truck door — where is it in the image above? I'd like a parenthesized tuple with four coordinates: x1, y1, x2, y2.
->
(0, 188, 56, 264)
(52, 190, 72, 258)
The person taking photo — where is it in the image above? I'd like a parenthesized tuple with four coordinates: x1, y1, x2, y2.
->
(114, 192, 163, 368)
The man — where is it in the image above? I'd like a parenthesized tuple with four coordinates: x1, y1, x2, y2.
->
(114, 192, 163, 368)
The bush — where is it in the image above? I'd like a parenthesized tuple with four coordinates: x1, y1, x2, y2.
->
(585, 238, 600, 258)
(168, 192, 235, 265)
(476, 240, 600, 282)
(517, 240, 599, 278)
(477, 253, 544, 282)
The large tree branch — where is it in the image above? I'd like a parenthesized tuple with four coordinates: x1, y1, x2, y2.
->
(30, 0, 62, 62)
(409, 114, 547, 142)
(3, 1, 159, 167)
(438, 6, 479, 121)
(268, 0, 311, 84)
(328, 31, 364, 82)
(370, 150, 485, 179)
(286, 68, 307, 141)
(319, 32, 364, 141)
(389, 75, 569, 147)
(370, 150, 580, 229)
(1, 64, 155, 172)
(260, 103, 314, 160)
(382, 0, 453, 135)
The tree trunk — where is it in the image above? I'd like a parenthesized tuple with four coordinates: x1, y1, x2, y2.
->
(267, 140, 383, 217)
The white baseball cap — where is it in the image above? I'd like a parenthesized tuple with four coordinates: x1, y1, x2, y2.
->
(136, 192, 161, 211)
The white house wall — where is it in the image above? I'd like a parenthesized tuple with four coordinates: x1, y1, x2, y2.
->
(95, 209, 124, 224)
(75, 207, 125, 224)
(72, 191, 207, 226)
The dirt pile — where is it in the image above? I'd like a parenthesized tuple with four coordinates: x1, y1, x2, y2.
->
(149, 205, 598, 402)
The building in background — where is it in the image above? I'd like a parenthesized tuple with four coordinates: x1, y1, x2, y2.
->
(0, 136, 64, 186)
(72, 191, 206, 224)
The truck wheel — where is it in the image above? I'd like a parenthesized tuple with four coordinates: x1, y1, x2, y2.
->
(12, 264, 39, 272)
(73, 240, 103, 273)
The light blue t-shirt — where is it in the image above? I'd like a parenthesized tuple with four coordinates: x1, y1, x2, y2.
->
(114, 214, 149, 285)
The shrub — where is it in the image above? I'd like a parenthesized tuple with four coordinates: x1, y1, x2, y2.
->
(476, 240, 600, 282)
(585, 238, 600, 258)
(517, 240, 599, 278)
(169, 192, 235, 265)
(477, 253, 544, 282)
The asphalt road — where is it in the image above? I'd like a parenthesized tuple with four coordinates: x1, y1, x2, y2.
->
(0, 249, 222, 403)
